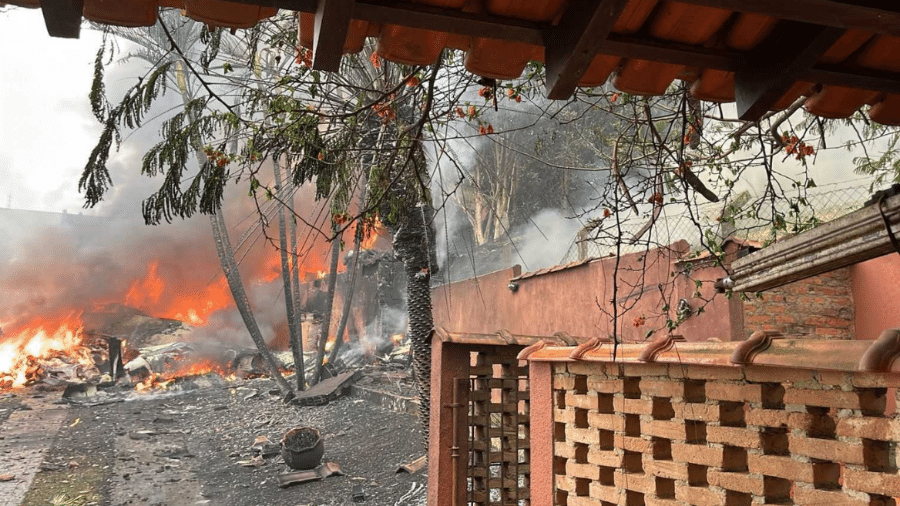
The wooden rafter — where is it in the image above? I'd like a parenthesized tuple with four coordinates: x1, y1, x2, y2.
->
(734, 22, 845, 121)
(40, 0, 83, 38)
(311, 0, 355, 71)
(544, 0, 631, 99)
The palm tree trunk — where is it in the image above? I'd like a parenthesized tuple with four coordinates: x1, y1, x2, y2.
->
(328, 222, 363, 364)
(392, 202, 435, 447)
(289, 198, 305, 389)
(210, 211, 294, 396)
(274, 157, 305, 391)
(314, 229, 341, 383)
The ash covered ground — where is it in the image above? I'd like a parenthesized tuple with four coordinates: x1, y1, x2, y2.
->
(0, 373, 426, 506)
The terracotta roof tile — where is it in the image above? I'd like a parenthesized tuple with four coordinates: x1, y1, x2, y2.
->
(9, 0, 900, 124)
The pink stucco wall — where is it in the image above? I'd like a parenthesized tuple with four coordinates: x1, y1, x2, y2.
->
(432, 241, 739, 342)
(852, 254, 900, 341)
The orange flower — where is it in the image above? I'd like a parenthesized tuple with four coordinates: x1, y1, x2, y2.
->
(610, 92, 619, 103)
(478, 125, 487, 135)
(369, 51, 381, 69)
(486, 124, 494, 134)
(468, 105, 476, 118)
(407, 76, 419, 87)
(633, 315, 646, 327)
(317, 152, 324, 160)
(478, 86, 492, 99)
(455, 107, 465, 118)
(603, 208, 611, 218)
(507, 88, 515, 97)
(515, 95, 521, 103)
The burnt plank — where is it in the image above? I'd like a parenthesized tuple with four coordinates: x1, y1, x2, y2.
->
(544, 0, 631, 99)
(311, 0, 355, 71)
(40, 0, 83, 38)
(734, 21, 844, 121)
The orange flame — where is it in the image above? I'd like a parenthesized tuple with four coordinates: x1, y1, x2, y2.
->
(124, 261, 232, 325)
(0, 313, 91, 389)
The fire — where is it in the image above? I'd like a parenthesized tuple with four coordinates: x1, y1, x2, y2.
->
(135, 359, 229, 392)
(391, 333, 405, 346)
(0, 313, 92, 389)
(125, 261, 232, 326)
(360, 218, 385, 250)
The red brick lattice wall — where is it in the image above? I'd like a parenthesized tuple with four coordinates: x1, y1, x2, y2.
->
(468, 348, 531, 506)
(552, 361, 899, 505)
(742, 267, 854, 339)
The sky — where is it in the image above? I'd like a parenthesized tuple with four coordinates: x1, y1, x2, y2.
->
(0, 8, 105, 213)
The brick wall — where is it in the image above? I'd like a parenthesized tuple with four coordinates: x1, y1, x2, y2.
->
(550, 359, 899, 506)
(742, 267, 854, 339)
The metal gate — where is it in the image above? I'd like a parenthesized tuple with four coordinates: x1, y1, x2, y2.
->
(465, 349, 530, 506)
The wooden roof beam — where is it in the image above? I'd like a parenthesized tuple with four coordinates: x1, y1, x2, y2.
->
(311, 0, 355, 71)
(40, 0, 83, 38)
(544, 0, 631, 100)
(734, 21, 844, 121)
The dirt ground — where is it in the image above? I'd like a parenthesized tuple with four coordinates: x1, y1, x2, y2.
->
(1, 371, 427, 506)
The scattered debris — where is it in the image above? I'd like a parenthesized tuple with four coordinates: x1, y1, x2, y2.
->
(396, 455, 426, 474)
(249, 436, 281, 458)
(292, 370, 361, 407)
(352, 484, 366, 502)
(276, 462, 343, 488)
(238, 455, 267, 468)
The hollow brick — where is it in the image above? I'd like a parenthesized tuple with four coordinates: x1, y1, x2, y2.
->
(707, 426, 762, 449)
(568, 497, 607, 506)
(707, 382, 770, 404)
(643, 459, 690, 481)
(788, 434, 865, 464)
(617, 435, 655, 454)
(707, 470, 765, 495)
(555, 442, 574, 458)
(643, 496, 680, 506)
(586, 377, 628, 394)
(792, 484, 869, 506)
(556, 408, 576, 424)
(643, 419, 692, 441)
(566, 461, 601, 481)
(614, 469, 657, 494)
(783, 388, 885, 413)
(671, 401, 720, 422)
(835, 416, 897, 441)
(640, 379, 687, 399)
(554, 374, 576, 390)
(566, 392, 600, 411)
(587, 447, 620, 468)
(787, 411, 836, 436)
(842, 467, 900, 497)
(671, 442, 738, 469)
(674, 483, 722, 506)
(615, 397, 655, 415)
(567, 426, 601, 446)
(589, 482, 621, 504)
(747, 453, 839, 484)
(589, 412, 626, 432)
(745, 408, 789, 428)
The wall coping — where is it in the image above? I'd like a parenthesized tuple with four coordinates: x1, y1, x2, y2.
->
(433, 327, 590, 347)
(519, 329, 900, 382)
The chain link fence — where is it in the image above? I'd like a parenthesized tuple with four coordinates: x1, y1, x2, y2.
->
(563, 178, 878, 262)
